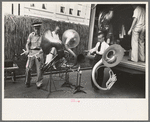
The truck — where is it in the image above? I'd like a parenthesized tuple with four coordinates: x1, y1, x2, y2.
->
(88, 4, 146, 75)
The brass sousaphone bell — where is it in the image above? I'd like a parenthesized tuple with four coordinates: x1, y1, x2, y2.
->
(91, 44, 124, 90)
(62, 29, 80, 49)
(102, 44, 124, 67)
(62, 29, 80, 65)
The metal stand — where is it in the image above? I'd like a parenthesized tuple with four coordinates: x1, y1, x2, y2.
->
(61, 66, 75, 89)
(42, 70, 63, 98)
(74, 66, 86, 94)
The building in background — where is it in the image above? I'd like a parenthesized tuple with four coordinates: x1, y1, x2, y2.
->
(3, 2, 91, 25)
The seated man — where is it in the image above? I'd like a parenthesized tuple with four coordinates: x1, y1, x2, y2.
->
(88, 32, 109, 89)
(89, 32, 109, 65)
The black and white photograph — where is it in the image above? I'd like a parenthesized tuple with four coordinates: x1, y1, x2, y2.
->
(2, 1, 148, 121)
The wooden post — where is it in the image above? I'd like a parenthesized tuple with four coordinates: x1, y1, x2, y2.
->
(88, 4, 96, 50)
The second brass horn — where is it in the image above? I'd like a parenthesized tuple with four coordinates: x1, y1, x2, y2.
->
(62, 29, 80, 49)
(62, 29, 80, 66)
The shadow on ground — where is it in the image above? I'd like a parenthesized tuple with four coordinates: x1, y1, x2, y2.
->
(4, 70, 145, 98)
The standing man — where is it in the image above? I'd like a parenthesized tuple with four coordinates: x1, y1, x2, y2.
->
(23, 21, 44, 88)
(128, 5, 145, 62)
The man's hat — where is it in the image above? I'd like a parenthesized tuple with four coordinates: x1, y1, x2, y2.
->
(32, 22, 42, 27)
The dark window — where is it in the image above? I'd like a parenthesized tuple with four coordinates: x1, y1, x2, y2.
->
(42, 4, 46, 9)
(18, 4, 20, 15)
(60, 6, 65, 13)
(77, 10, 81, 16)
(69, 8, 73, 15)
(12, 4, 13, 14)
(30, 4, 34, 7)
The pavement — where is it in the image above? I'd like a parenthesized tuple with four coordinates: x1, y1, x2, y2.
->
(4, 69, 145, 98)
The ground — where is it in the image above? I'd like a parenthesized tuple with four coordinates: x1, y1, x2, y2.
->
(4, 69, 145, 98)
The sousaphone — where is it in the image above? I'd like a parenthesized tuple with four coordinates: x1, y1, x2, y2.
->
(62, 29, 80, 66)
(41, 29, 80, 72)
(91, 44, 124, 90)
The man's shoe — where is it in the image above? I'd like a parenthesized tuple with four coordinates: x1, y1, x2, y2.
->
(36, 81, 43, 89)
(128, 59, 134, 62)
(36, 86, 41, 89)
(25, 83, 30, 88)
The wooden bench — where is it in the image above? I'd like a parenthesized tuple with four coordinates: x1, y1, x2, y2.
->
(4, 60, 19, 86)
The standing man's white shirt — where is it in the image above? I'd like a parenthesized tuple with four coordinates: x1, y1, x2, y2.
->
(52, 31, 60, 40)
(133, 6, 145, 29)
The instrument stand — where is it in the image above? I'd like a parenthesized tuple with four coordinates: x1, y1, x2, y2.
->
(61, 67, 75, 89)
(42, 69, 63, 98)
(74, 66, 86, 94)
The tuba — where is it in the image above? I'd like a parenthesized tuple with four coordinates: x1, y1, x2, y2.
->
(41, 30, 63, 55)
(40, 30, 64, 72)
(91, 44, 124, 90)
(40, 29, 80, 72)
(98, 10, 114, 31)
(62, 29, 80, 66)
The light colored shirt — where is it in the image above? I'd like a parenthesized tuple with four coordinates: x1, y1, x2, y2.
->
(133, 6, 145, 28)
(27, 32, 41, 50)
(90, 41, 109, 55)
(96, 41, 109, 55)
(52, 31, 60, 40)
